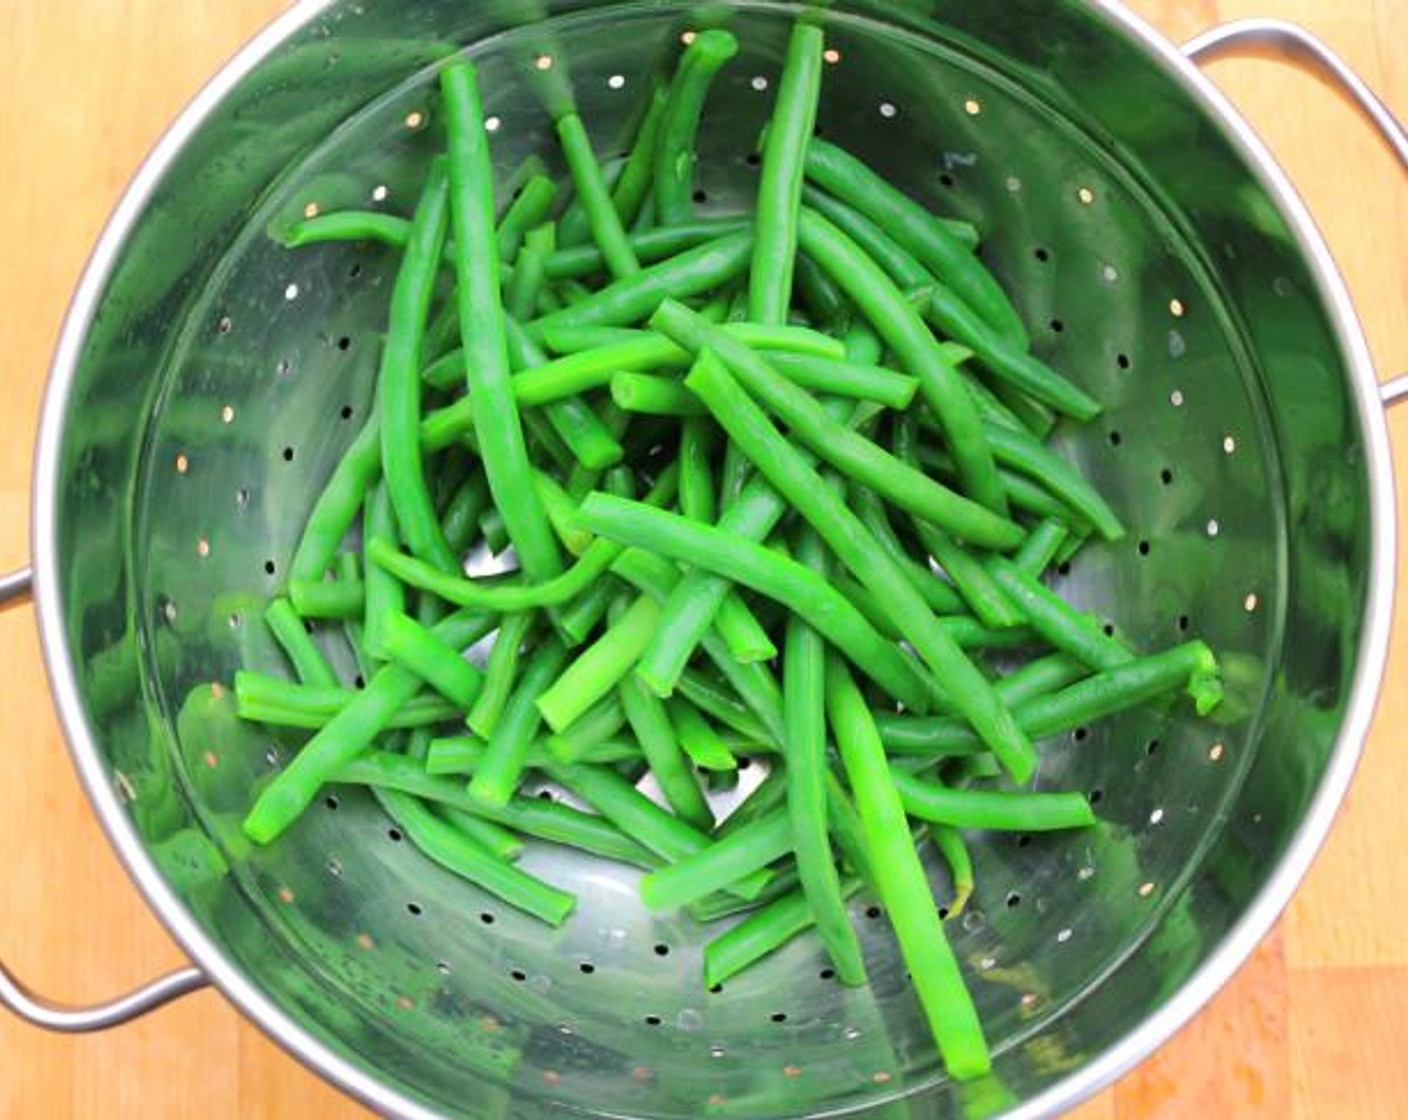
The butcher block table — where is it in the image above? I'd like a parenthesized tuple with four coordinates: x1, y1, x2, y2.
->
(2, 1, 1406, 1116)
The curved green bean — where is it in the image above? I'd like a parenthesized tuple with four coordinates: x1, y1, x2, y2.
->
(982, 421, 1125, 542)
(893, 771, 1096, 831)
(470, 640, 569, 808)
(641, 809, 791, 911)
(653, 30, 739, 224)
(750, 21, 824, 324)
(544, 218, 751, 280)
(666, 698, 737, 772)
(264, 598, 338, 688)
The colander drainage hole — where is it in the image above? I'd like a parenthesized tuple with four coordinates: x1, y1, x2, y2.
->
(341, 405, 354, 420)
(1016, 834, 1032, 848)
(770, 1012, 787, 1024)
(337, 336, 352, 351)
(282, 446, 295, 462)
(511, 969, 527, 982)
(1108, 430, 1122, 447)
(644, 1015, 662, 1026)
(692, 188, 708, 204)
(324, 795, 340, 811)
(1159, 467, 1174, 486)
(745, 151, 761, 167)
(1073, 726, 1088, 742)
(1005, 892, 1021, 908)
(479, 911, 496, 925)
(1088, 789, 1104, 805)
(818, 968, 835, 981)
(1117, 353, 1131, 370)
(653, 943, 670, 957)
(408, 902, 423, 917)
(1049, 318, 1064, 333)
(1177, 614, 1190, 633)
(938, 173, 955, 188)
(578, 962, 596, 975)
(388, 827, 403, 842)
(353, 674, 366, 690)
(1137, 540, 1151, 556)
(1034, 247, 1050, 263)
(1146, 739, 1161, 756)
(864, 905, 881, 920)
(264, 559, 276, 576)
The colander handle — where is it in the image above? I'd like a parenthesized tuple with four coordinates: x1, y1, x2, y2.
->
(0, 565, 209, 1029)
(1183, 20, 1408, 408)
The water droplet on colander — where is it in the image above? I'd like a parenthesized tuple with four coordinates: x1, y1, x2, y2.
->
(676, 1009, 703, 1031)
(527, 974, 552, 994)
(961, 909, 985, 932)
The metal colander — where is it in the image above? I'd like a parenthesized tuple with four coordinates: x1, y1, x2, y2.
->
(5, 2, 1406, 1118)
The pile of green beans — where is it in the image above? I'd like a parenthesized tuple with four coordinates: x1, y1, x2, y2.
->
(237, 22, 1225, 1083)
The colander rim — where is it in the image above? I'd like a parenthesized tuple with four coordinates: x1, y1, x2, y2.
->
(27, 2, 1396, 1118)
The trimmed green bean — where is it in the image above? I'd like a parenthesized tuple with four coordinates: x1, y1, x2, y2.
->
(290, 411, 381, 583)
(641, 809, 790, 911)
(933, 826, 975, 917)
(577, 491, 934, 714)
(504, 221, 552, 323)
(470, 640, 569, 808)
(243, 609, 496, 843)
(527, 230, 753, 340)
(426, 735, 640, 774)
(793, 252, 849, 328)
(800, 184, 928, 289)
(982, 421, 1125, 542)
(878, 640, 1223, 756)
(544, 219, 750, 280)
(467, 613, 535, 738)
(785, 531, 867, 985)
(532, 471, 595, 557)
(683, 350, 1036, 782)
(611, 372, 707, 417)
(750, 21, 824, 324)
(608, 77, 670, 232)
(917, 442, 1090, 531)
(795, 209, 1008, 515)
(289, 577, 364, 620)
(1013, 518, 1069, 577)
(264, 598, 338, 688)
(362, 483, 407, 660)
(234, 672, 458, 731)
(703, 876, 864, 989)
(381, 609, 485, 708)
(442, 61, 563, 584)
(535, 320, 845, 361)
(914, 520, 1023, 630)
(379, 158, 458, 573)
(850, 485, 966, 615)
(654, 30, 739, 224)
(893, 770, 1096, 832)
(376, 788, 574, 926)
(339, 752, 655, 867)
(655, 303, 1019, 545)
(536, 595, 660, 733)
(620, 673, 713, 831)
(556, 111, 640, 279)
(766, 352, 918, 410)
(666, 698, 737, 771)
(987, 557, 1133, 671)
(679, 417, 717, 523)
(804, 137, 1025, 347)
(496, 173, 558, 264)
(825, 655, 990, 1081)
(547, 762, 770, 899)
(545, 693, 628, 763)
(677, 670, 773, 745)
(558, 578, 617, 646)
(428, 802, 525, 863)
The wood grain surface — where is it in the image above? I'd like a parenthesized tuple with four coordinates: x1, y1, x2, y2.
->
(1, 1, 1405, 1116)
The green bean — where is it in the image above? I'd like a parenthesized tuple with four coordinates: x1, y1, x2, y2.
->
(547, 762, 770, 899)
(620, 673, 713, 831)
(766, 352, 918, 410)
(987, 557, 1132, 671)
(683, 352, 1036, 782)
(703, 875, 864, 989)
(800, 185, 928, 289)
(466, 613, 534, 738)
(244, 609, 496, 843)
(289, 577, 364, 620)
(610, 373, 707, 417)
(535, 320, 844, 361)
(378, 158, 458, 574)
(915, 521, 1023, 630)
(992, 652, 1087, 709)
(504, 222, 552, 323)
(264, 598, 338, 688)
(290, 411, 381, 583)
(824, 772, 873, 880)
(428, 802, 525, 864)
(751, 22, 824, 324)
(478, 507, 510, 555)
(825, 655, 990, 1081)
(281, 210, 413, 253)
(536, 594, 660, 733)
(556, 111, 640, 279)
(442, 61, 563, 584)
(667, 698, 737, 772)
(915, 286, 1101, 420)
(361, 484, 406, 660)
(1013, 518, 1069, 577)
(654, 302, 1018, 545)
(531, 472, 594, 557)
(544, 219, 751, 280)
(793, 253, 849, 328)
(850, 486, 966, 615)
(338, 752, 655, 867)
(471, 640, 569, 808)
(494, 174, 557, 265)
(558, 578, 617, 645)
(642, 809, 790, 911)
(893, 771, 1096, 832)
(879, 641, 1223, 756)
(932, 826, 975, 917)
(804, 137, 1025, 348)
(982, 421, 1124, 542)
(426, 735, 640, 775)
(233, 672, 459, 731)
(797, 216, 1007, 516)
(545, 693, 629, 763)
(577, 492, 933, 714)
(654, 30, 739, 224)
(679, 417, 717, 523)
(916, 442, 1090, 530)
(376, 788, 574, 926)
(526, 230, 753, 340)
(785, 531, 867, 985)
(677, 670, 773, 745)
(802, 182, 981, 255)
(381, 609, 485, 708)
(608, 77, 670, 232)
(842, 317, 884, 366)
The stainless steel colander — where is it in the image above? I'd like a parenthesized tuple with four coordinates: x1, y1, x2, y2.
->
(3, 3, 1406, 1117)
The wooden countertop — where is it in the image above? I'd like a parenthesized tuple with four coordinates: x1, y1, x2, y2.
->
(2, 1, 1405, 1116)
